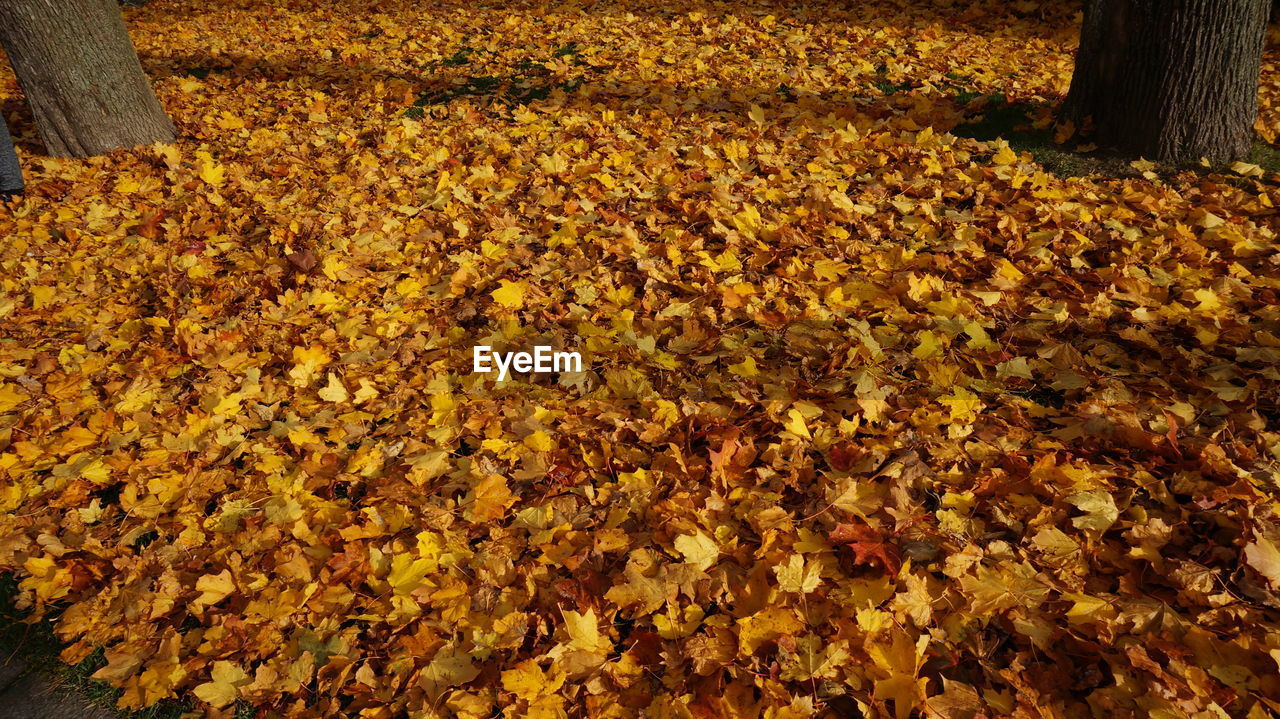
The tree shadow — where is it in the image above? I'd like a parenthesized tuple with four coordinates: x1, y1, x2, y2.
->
(137, 46, 1026, 140)
(131, 0, 1084, 45)
(0, 0, 1080, 162)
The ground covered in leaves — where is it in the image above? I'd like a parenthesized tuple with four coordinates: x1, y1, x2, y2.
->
(2, 0, 1280, 717)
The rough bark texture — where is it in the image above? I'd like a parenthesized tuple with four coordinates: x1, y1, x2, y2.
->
(1062, 0, 1270, 164)
(0, 113, 21, 194)
(0, 0, 175, 158)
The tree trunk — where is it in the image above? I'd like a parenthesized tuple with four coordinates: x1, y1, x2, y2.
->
(0, 113, 22, 195)
(0, 0, 175, 158)
(1062, 0, 1270, 164)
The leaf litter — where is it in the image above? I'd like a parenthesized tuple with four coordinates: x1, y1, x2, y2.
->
(2, 0, 1280, 717)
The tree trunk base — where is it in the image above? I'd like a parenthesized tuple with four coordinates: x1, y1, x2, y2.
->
(0, 0, 175, 158)
(1062, 0, 1269, 164)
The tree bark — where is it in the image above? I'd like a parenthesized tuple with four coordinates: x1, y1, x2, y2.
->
(1062, 0, 1270, 164)
(0, 112, 22, 195)
(0, 0, 175, 158)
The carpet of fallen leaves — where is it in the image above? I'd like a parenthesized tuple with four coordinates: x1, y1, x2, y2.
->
(2, 0, 1280, 717)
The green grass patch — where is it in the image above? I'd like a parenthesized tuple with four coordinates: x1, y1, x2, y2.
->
(949, 87, 985, 106)
(183, 65, 231, 80)
(872, 78, 916, 96)
(405, 49, 591, 118)
(551, 42, 580, 58)
(0, 575, 191, 718)
(954, 96, 1280, 182)
(954, 96, 1108, 178)
(1251, 142, 1280, 174)
(442, 47, 474, 67)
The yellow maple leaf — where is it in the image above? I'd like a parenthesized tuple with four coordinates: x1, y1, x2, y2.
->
(604, 550, 667, 615)
(912, 330, 943, 360)
(870, 630, 929, 719)
(388, 553, 433, 596)
(523, 430, 553, 452)
(31, 285, 56, 309)
(992, 143, 1018, 166)
(1063, 592, 1116, 623)
(194, 569, 235, 608)
(353, 378, 379, 404)
(653, 604, 705, 639)
(288, 345, 330, 385)
(1231, 161, 1264, 177)
(216, 111, 245, 130)
(783, 408, 811, 439)
(674, 531, 718, 571)
(419, 642, 480, 699)
(562, 607, 610, 652)
(89, 646, 145, 683)
(502, 660, 563, 701)
(465, 473, 514, 522)
(728, 356, 759, 378)
(1244, 531, 1280, 589)
(407, 451, 451, 487)
(317, 372, 349, 402)
(79, 457, 112, 484)
(774, 554, 821, 594)
(0, 383, 30, 413)
(491, 280, 527, 309)
(738, 606, 803, 656)
(1067, 491, 1119, 532)
(940, 387, 981, 424)
(210, 392, 243, 417)
(996, 357, 1033, 380)
(196, 150, 225, 185)
(193, 661, 249, 708)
